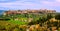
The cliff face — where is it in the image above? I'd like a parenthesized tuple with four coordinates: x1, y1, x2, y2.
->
(3, 9, 56, 15)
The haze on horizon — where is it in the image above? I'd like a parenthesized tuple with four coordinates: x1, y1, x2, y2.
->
(0, 0, 60, 12)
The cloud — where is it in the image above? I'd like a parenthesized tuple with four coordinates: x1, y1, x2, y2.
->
(0, 0, 8, 1)
(0, 0, 39, 10)
(0, 2, 35, 6)
(55, 0, 60, 2)
(0, 0, 20, 3)
(41, 0, 60, 6)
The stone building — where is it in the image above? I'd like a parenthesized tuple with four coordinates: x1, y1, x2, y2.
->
(3, 9, 56, 15)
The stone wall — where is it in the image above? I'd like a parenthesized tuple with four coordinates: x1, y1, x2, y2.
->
(3, 9, 56, 15)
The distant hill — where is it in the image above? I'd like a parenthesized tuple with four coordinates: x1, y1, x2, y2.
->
(0, 10, 6, 15)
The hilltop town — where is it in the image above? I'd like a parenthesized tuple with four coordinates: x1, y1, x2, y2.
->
(3, 9, 56, 15)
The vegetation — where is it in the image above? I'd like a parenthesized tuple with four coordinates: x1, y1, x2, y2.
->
(0, 13, 60, 31)
(55, 13, 60, 20)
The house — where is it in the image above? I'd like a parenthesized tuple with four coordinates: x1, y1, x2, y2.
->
(3, 9, 56, 15)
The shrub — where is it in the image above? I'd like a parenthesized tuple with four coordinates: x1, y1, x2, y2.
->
(55, 13, 60, 20)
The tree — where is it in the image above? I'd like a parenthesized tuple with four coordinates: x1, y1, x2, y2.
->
(47, 13, 54, 20)
(55, 13, 60, 20)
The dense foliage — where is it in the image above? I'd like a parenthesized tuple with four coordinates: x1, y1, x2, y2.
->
(0, 13, 60, 31)
(55, 13, 60, 20)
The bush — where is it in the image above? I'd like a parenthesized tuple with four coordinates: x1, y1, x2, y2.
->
(47, 13, 54, 20)
(55, 13, 60, 20)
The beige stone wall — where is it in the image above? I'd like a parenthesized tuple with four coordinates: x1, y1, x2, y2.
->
(4, 9, 56, 15)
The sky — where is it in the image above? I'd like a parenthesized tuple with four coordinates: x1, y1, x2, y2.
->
(0, 0, 60, 12)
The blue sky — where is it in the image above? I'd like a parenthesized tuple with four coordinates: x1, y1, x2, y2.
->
(0, 0, 60, 12)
